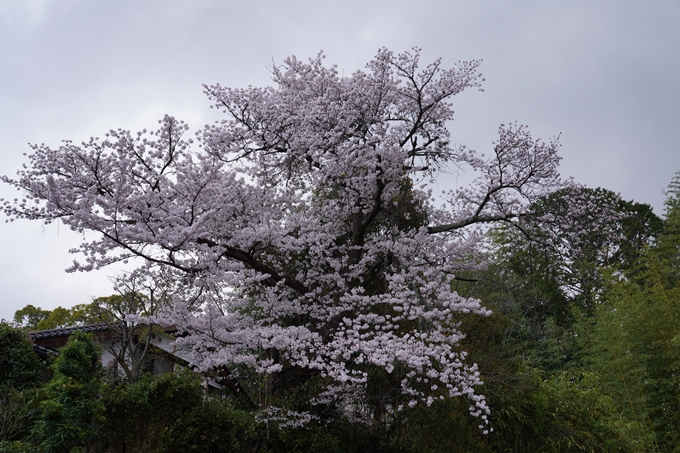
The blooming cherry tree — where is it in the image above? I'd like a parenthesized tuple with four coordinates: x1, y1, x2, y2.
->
(2, 48, 564, 428)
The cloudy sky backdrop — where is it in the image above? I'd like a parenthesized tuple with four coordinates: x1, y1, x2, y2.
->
(1, 0, 679, 321)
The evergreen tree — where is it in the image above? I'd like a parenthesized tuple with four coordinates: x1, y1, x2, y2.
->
(0, 323, 45, 393)
(33, 332, 104, 453)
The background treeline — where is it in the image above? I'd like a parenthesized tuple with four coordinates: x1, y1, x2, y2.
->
(3, 174, 680, 453)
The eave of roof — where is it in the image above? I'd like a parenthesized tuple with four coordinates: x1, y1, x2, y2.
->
(28, 322, 116, 340)
(31, 342, 57, 359)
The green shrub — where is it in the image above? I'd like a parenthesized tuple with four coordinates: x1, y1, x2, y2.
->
(0, 441, 41, 453)
(0, 323, 46, 393)
(32, 332, 104, 453)
(101, 371, 258, 453)
(489, 371, 650, 453)
(0, 390, 41, 443)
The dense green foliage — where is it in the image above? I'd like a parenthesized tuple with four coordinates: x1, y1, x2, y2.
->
(32, 332, 105, 453)
(0, 324, 44, 453)
(0, 390, 41, 445)
(100, 371, 257, 453)
(581, 175, 680, 452)
(0, 323, 47, 393)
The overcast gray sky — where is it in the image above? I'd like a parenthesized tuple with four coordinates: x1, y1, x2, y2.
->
(1, 0, 679, 321)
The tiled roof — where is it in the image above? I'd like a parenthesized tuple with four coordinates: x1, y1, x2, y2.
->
(28, 322, 117, 340)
